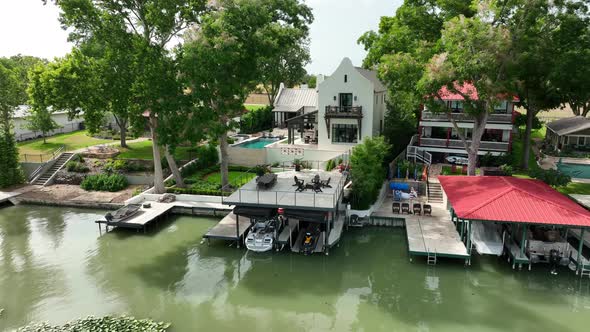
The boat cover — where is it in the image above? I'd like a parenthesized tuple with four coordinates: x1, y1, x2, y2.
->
(233, 206, 276, 219)
(471, 221, 503, 256)
(283, 209, 326, 223)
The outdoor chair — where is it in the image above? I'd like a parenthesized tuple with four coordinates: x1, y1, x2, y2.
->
(423, 204, 432, 216)
(292, 176, 304, 187)
(320, 177, 332, 188)
(401, 203, 410, 214)
(392, 202, 401, 214)
(413, 203, 422, 215)
(295, 180, 306, 192)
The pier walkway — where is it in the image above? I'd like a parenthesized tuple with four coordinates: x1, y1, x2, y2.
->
(405, 206, 469, 262)
(203, 212, 252, 245)
(96, 202, 175, 232)
(0, 191, 22, 205)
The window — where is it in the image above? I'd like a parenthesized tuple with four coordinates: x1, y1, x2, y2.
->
(494, 101, 508, 113)
(450, 101, 463, 112)
(344, 74, 348, 83)
(579, 136, 585, 146)
(332, 124, 358, 143)
(339, 93, 353, 110)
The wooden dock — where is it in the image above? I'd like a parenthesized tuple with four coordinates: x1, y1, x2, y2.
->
(96, 202, 174, 232)
(0, 191, 21, 205)
(203, 212, 252, 245)
(404, 205, 469, 262)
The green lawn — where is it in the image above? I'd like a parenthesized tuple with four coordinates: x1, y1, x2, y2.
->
(18, 131, 113, 159)
(244, 104, 267, 112)
(557, 182, 590, 195)
(116, 141, 198, 160)
(204, 171, 256, 187)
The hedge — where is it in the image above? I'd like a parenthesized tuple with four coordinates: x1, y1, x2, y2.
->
(66, 161, 90, 173)
(239, 106, 273, 134)
(81, 174, 128, 192)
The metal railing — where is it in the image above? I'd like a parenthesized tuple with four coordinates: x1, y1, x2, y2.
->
(22, 145, 65, 163)
(421, 111, 512, 123)
(406, 136, 432, 165)
(419, 137, 509, 151)
(325, 106, 363, 118)
(225, 173, 348, 209)
(27, 146, 65, 182)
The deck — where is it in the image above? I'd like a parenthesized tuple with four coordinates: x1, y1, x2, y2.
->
(0, 191, 21, 205)
(96, 202, 174, 231)
(277, 220, 299, 245)
(203, 212, 252, 242)
(223, 170, 345, 210)
(327, 214, 345, 247)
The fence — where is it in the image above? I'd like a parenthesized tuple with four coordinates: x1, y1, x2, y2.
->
(21, 145, 65, 163)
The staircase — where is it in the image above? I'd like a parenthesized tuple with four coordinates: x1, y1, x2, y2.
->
(427, 182, 443, 203)
(32, 153, 74, 186)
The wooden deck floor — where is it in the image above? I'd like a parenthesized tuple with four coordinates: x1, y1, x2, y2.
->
(203, 212, 252, 241)
(98, 202, 174, 230)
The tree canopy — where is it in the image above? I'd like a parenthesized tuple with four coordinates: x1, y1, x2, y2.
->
(0, 64, 25, 188)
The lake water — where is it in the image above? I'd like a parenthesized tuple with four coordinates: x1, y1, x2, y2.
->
(1, 205, 590, 331)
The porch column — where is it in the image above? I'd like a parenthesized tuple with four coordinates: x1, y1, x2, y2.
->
(578, 228, 585, 273)
(520, 224, 527, 257)
(466, 220, 472, 254)
(236, 214, 240, 249)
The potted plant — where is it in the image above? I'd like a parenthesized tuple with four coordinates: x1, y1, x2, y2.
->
(293, 158, 303, 172)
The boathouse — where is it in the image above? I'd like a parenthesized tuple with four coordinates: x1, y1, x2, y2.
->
(204, 170, 347, 254)
(439, 176, 590, 274)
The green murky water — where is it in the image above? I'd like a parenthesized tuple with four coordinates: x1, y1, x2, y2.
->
(1, 205, 590, 332)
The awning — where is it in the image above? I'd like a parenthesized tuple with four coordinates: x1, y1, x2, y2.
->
(272, 105, 302, 113)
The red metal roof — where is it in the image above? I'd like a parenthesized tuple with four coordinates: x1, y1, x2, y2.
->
(438, 82, 519, 102)
(438, 176, 590, 227)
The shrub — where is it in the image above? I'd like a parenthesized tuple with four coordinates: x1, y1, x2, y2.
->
(350, 137, 390, 209)
(325, 159, 335, 171)
(239, 106, 273, 134)
(70, 154, 85, 163)
(81, 174, 128, 192)
(66, 161, 90, 173)
(500, 164, 513, 176)
(529, 168, 571, 187)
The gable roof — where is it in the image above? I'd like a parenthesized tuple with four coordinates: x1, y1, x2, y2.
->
(437, 82, 519, 102)
(354, 67, 386, 93)
(273, 88, 318, 113)
(438, 176, 590, 227)
(546, 116, 590, 136)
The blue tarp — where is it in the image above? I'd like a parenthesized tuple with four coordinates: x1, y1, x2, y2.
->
(390, 182, 409, 191)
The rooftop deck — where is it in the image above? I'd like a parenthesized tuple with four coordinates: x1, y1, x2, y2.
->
(223, 170, 345, 210)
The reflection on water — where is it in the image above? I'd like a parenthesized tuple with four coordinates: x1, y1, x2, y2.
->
(1, 205, 590, 332)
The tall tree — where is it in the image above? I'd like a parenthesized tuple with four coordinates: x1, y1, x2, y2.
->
(0, 55, 46, 104)
(550, 0, 590, 117)
(418, 9, 514, 175)
(0, 64, 25, 188)
(258, 25, 312, 105)
(508, 0, 562, 169)
(180, 0, 313, 189)
(51, 0, 208, 193)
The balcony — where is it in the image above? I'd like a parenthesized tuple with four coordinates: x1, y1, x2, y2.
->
(325, 106, 363, 118)
(421, 111, 513, 124)
(324, 106, 363, 138)
(419, 137, 510, 152)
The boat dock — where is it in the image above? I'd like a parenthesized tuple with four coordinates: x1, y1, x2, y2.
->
(505, 239, 531, 270)
(203, 213, 252, 247)
(0, 191, 21, 206)
(291, 231, 325, 254)
(327, 214, 345, 247)
(277, 220, 300, 248)
(96, 202, 175, 232)
(403, 205, 469, 263)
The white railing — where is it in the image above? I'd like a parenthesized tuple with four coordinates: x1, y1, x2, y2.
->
(406, 135, 432, 165)
(421, 112, 513, 124)
(420, 138, 509, 151)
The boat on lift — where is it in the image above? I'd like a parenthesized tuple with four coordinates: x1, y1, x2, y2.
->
(245, 216, 284, 253)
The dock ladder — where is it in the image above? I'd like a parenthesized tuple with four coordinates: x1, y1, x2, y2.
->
(581, 265, 590, 279)
(427, 249, 437, 265)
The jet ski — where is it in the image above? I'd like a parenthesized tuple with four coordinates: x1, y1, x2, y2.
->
(300, 224, 321, 255)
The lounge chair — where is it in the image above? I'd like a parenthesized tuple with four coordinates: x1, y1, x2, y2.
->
(292, 176, 304, 187)
(392, 202, 401, 214)
(320, 177, 332, 188)
(413, 203, 422, 215)
(295, 180, 306, 192)
(423, 204, 432, 216)
(401, 203, 410, 214)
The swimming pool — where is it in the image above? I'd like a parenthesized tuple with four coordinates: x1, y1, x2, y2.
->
(235, 138, 279, 149)
(557, 162, 590, 179)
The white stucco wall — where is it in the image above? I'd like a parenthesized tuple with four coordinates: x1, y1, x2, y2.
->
(13, 112, 85, 141)
(317, 58, 375, 150)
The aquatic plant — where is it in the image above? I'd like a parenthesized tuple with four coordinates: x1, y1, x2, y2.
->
(17, 315, 170, 332)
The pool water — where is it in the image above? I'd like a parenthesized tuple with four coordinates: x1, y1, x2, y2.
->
(1, 205, 590, 332)
(236, 138, 278, 149)
(558, 162, 590, 179)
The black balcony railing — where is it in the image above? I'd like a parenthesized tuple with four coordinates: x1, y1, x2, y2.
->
(325, 106, 363, 118)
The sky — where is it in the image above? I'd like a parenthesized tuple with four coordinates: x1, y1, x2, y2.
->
(0, 0, 402, 74)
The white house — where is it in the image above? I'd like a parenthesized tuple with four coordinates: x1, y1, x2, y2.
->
(12, 105, 85, 141)
(275, 57, 387, 151)
(316, 57, 387, 150)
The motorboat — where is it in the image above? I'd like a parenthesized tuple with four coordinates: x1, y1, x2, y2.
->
(246, 217, 283, 253)
(300, 224, 321, 255)
(105, 204, 141, 223)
